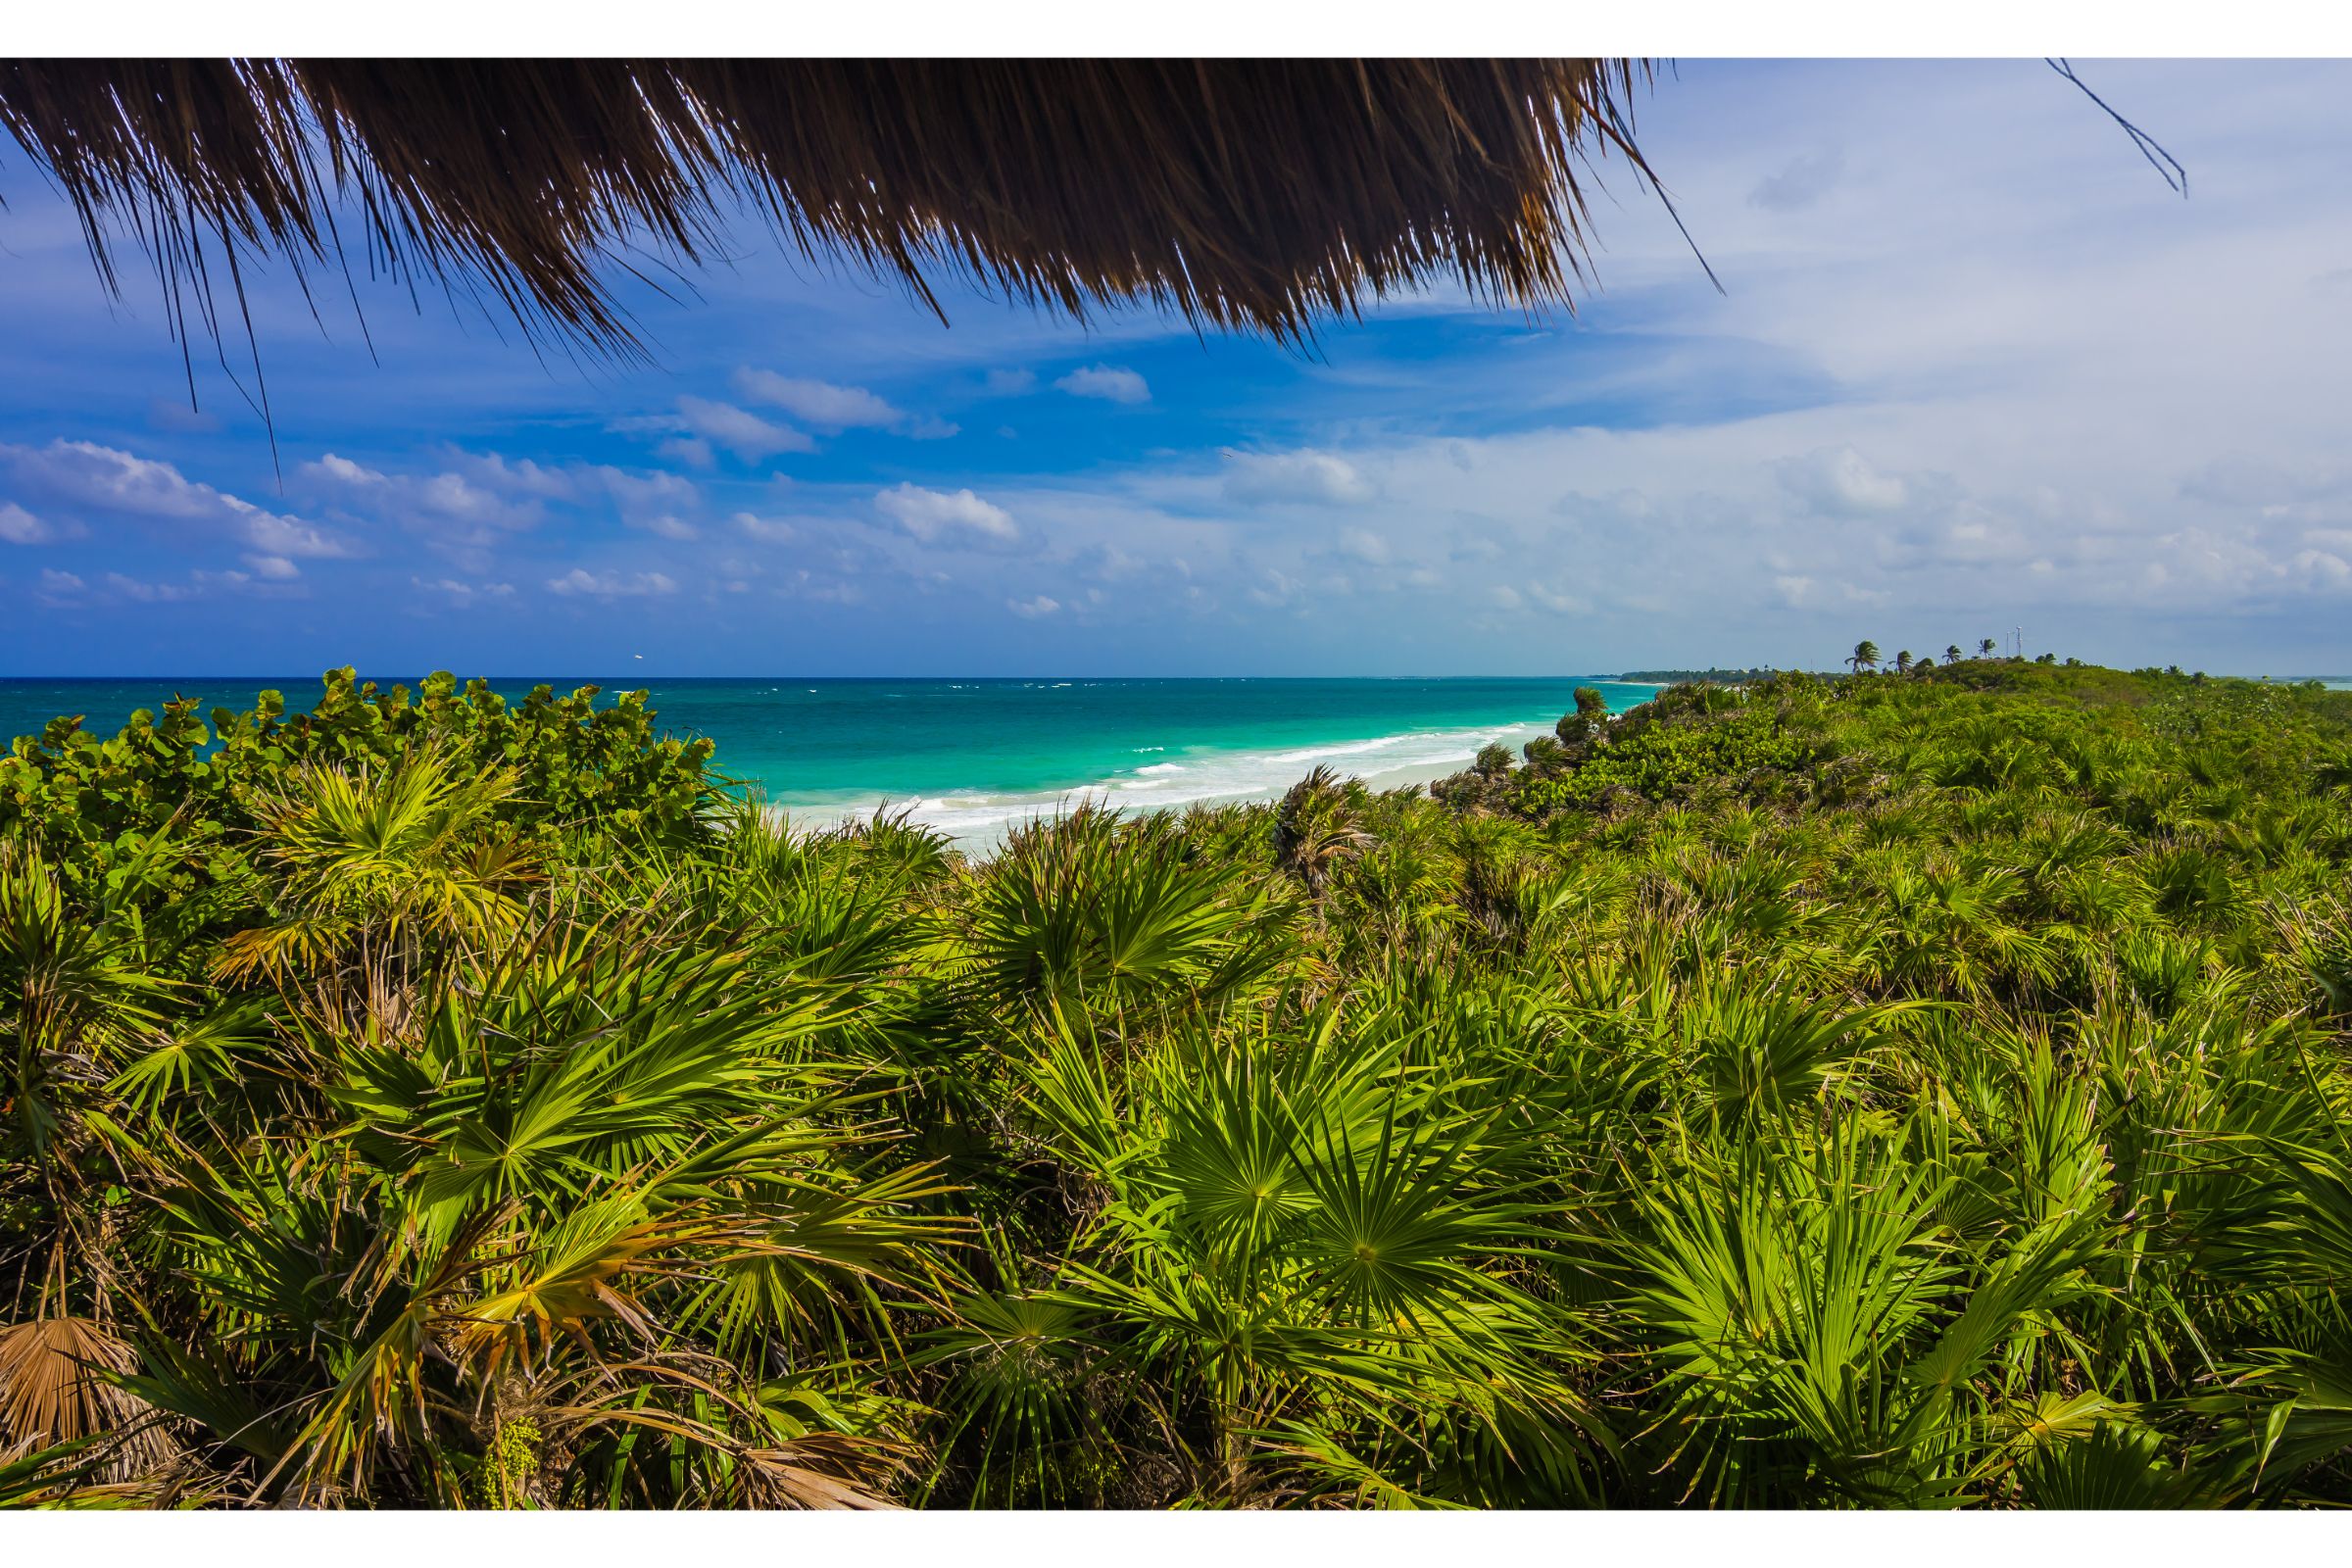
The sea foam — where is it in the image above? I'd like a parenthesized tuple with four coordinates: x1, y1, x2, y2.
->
(770, 717, 1555, 850)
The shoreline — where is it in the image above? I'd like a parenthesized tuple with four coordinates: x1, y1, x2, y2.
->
(762, 718, 1564, 852)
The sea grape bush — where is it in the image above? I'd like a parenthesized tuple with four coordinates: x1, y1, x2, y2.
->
(0, 668, 721, 926)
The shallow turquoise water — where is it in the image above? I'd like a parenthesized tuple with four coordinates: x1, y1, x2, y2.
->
(0, 675, 1659, 846)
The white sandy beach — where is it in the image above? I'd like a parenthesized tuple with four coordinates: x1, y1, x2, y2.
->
(767, 718, 1564, 853)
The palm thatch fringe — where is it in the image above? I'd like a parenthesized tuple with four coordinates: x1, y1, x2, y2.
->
(0, 58, 1658, 368)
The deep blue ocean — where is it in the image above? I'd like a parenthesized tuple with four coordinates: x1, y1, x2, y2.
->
(0, 675, 1662, 847)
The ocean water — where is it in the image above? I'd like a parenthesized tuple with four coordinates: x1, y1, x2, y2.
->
(0, 675, 1660, 849)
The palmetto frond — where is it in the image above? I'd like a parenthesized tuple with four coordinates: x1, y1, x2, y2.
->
(215, 744, 540, 985)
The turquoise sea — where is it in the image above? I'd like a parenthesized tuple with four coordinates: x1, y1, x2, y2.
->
(0, 675, 1662, 848)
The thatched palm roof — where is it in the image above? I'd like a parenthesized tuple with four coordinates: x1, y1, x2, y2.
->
(0, 60, 1658, 360)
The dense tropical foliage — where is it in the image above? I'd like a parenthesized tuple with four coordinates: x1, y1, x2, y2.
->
(6, 660, 2352, 1509)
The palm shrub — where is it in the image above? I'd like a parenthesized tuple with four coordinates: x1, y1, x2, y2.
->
(9, 660, 2352, 1507)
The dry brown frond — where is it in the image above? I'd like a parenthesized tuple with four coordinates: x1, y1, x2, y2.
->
(0, 1316, 175, 1481)
(0, 60, 1658, 369)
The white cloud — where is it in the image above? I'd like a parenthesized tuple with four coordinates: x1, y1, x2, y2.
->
(300, 450, 548, 573)
(546, 568, 679, 599)
(983, 368, 1037, 396)
(9, 440, 358, 559)
(594, 467, 701, 524)
(2293, 549, 2352, 586)
(638, 514, 701, 542)
(875, 483, 1018, 546)
(447, 451, 575, 500)
(244, 554, 300, 580)
(732, 370, 903, 430)
(672, 395, 813, 462)
(657, 437, 716, 469)
(309, 453, 387, 489)
(0, 501, 57, 544)
(1054, 365, 1151, 404)
(7, 439, 228, 520)
(242, 510, 358, 560)
(38, 568, 82, 594)
(1775, 446, 1910, 516)
(1007, 594, 1060, 618)
(1223, 449, 1375, 506)
(734, 513, 798, 543)
(414, 575, 515, 607)
(105, 571, 200, 603)
(1336, 527, 1392, 565)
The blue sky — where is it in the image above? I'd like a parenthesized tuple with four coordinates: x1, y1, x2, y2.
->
(5, 59, 2352, 677)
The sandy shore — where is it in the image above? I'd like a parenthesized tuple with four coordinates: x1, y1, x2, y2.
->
(1347, 722, 1553, 796)
(763, 718, 1566, 853)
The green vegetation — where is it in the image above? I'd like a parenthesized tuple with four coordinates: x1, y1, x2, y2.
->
(6, 660, 2352, 1508)
(1612, 667, 1788, 684)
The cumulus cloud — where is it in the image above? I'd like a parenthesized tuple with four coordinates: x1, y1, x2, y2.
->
(1336, 527, 1392, 565)
(1054, 365, 1151, 404)
(1775, 446, 1911, 516)
(672, 395, 813, 461)
(1222, 449, 1375, 506)
(105, 571, 202, 603)
(1006, 594, 1060, 618)
(732, 370, 904, 430)
(875, 483, 1018, 546)
(593, 467, 701, 526)
(316, 454, 704, 561)
(2293, 548, 2352, 586)
(244, 513, 354, 561)
(447, 451, 576, 500)
(306, 452, 536, 533)
(308, 453, 386, 489)
(8, 439, 358, 560)
(734, 513, 798, 543)
(546, 568, 679, 599)
(414, 576, 515, 607)
(38, 568, 82, 595)
(301, 450, 559, 574)
(0, 501, 59, 544)
(6, 439, 226, 520)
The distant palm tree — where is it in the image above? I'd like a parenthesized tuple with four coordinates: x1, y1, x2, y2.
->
(1894, 650, 1914, 675)
(1848, 640, 1881, 674)
(1978, 638, 1997, 659)
(1945, 644, 1964, 665)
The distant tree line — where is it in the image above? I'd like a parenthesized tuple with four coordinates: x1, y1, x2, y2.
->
(1612, 667, 1788, 684)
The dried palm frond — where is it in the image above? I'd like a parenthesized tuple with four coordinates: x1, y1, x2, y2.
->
(0, 59, 1662, 373)
(0, 1317, 174, 1482)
